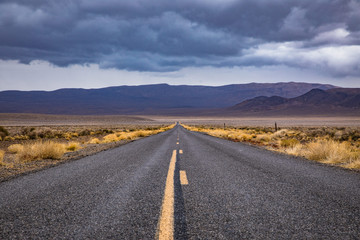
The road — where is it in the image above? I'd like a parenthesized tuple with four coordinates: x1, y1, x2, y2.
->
(1, 125, 360, 239)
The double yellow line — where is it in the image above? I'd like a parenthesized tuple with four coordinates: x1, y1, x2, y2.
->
(156, 148, 188, 239)
(156, 150, 177, 240)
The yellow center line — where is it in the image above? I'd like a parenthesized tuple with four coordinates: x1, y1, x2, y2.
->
(180, 171, 188, 185)
(179, 149, 183, 154)
(156, 150, 177, 240)
(176, 142, 179, 145)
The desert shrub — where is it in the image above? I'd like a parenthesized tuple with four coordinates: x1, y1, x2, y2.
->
(240, 133, 253, 141)
(4, 136, 15, 141)
(134, 131, 147, 137)
(54, 132, 65, 138)
(28, 132, 38, 139)
(16, 141, 66, 161)
(21, 127, 35, 136)
(103, 134, 119, 143)
(37, 130, 53, 139)
(102, 129, 114, 134)
(256, 134, 271, 142)
(0, 150, 4, 166)
(79, 129, 91, 136)
(280, 139, 300, 148)
(271, 129, 289, 139)
(0, 126, 9, 139)
(284, 144, 304, 156)
(64, 132, 73, 140)
(345, 159, 360, 169)
(14, 135, 29, 140)
(8, 144, 24, 153)
(116, 133, 130, 140)
(88, 138, 100, 144)
(66, 142, 81, 151)
(349, 131, 360, 141)
(297, 140, 359, 164)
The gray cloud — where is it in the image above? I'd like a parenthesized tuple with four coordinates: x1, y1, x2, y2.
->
(0, 0, 359, 76)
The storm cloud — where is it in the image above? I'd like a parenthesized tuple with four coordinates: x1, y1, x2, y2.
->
(1, 0, 359, 76)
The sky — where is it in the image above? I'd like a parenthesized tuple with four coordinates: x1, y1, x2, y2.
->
(0, 0, 359, 91)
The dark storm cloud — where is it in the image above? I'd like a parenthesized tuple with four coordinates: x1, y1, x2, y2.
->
(0, 0, 359, 75)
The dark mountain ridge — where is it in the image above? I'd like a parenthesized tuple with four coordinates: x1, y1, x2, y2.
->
(228, 88, 360, 116)
(0, 82, 335, 115)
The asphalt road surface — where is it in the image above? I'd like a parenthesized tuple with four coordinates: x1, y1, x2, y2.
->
(1, 125, 360, 239)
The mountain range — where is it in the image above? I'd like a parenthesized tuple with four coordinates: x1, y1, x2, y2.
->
(1, 82, 356, 116)
(227, 88, 360, 116)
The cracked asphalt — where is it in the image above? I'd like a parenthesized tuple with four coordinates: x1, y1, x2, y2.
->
(1, 125, 360, 239)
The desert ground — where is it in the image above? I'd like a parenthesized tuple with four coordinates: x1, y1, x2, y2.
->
(1, 113, 360, 127)
(154, 116, 360, 127)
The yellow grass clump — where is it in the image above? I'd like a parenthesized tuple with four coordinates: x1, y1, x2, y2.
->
(303, 140, 359, 164)
(271, 129, 289, 139)
(8, 144, 24, 153)
(0, 150, 4, 166)
(256, 134, 271, 142)
(278, 140, 359, 166)
(134, 130, 148, 138)
(280, 139, 300, 148)
(88, 137, 100, 144)
(283, 144, 304, 156)
(66, 142, 82, 151)
(344, 159, 360, 169)
(16, 141, 66, 161)
(102, 133, 120, 143)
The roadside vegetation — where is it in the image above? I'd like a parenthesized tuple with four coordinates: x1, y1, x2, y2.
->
(0, 124, 174, 180)
(0, 150, 4, 166)
(182, 125, 360, 169)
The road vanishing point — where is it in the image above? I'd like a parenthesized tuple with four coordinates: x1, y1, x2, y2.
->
(1, 125, 360, 239)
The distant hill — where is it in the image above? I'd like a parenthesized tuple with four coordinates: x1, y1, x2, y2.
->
(227, 88, 360, 116)
(0, 82, 335, 115)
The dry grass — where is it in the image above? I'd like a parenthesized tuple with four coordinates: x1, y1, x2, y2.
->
(8, 144, 24, 153)
(16, 141, 66, 161)
(183, 124, 360, 169)
(103, 133, 119, 143)
(2, 124, 175, 162)
(66, 142, 82, 151)
(345, 159, 360, 169)
(0, 150, 4, 166)
(0, 123, 175, 181)
(288, 140, 360, 165)
(100, 124, 175, 143)
(280, 139, 300, 148)
(256, 134, 271, 142)
(88, 137, 100, 144)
